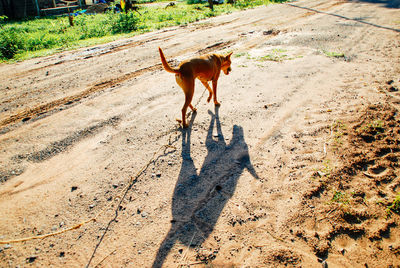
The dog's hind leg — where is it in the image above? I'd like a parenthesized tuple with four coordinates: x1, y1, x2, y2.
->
(176, 74, 195, 128)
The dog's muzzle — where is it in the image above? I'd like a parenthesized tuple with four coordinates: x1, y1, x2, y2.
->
(226, 67, 232, 74)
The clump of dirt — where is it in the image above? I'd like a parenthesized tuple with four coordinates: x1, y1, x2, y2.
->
(296, 103, 400, 266)
(263, 249, 302, 266)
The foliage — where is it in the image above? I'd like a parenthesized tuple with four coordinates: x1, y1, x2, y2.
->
(0, 15, 8, 24)
(187, 0, 205, 4)
(0, 30, 21, 59)
(0, 11, 140, 60)
(386, 193, 400, 216)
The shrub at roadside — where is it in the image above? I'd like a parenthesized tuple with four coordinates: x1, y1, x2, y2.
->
(0, 11, 140, 60)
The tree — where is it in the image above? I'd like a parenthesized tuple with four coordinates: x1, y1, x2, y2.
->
(208, 0, 213, 11)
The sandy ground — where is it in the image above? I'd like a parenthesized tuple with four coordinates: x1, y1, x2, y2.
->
(0, 0, 400, 267)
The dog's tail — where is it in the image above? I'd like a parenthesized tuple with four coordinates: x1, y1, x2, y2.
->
(158, 47, 179, 74)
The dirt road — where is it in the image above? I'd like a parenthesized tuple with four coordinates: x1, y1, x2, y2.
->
(1, 0, 400, 267)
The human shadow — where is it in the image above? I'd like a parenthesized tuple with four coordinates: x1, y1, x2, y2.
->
(351, 0, 400, 8)
(152, 106, 259, 267)
(287, 2, 400, 32)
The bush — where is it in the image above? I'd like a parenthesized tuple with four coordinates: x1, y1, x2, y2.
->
(112, 11, 140, 33)
(187, 0, 205, 3)
(0, 30, 22, 59)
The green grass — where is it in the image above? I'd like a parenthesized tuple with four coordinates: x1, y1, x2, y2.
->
(323, 50, 345, 58)
(331, 120, 347, 149)
(0, 0, 288, 62)
(386, 193, 400, 217)
(330, 190, 350, 205)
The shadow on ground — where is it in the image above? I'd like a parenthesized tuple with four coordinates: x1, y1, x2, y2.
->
(287, 2, 400, 32)
(152, 106, 259, 267)
(351, 0, 400, 8)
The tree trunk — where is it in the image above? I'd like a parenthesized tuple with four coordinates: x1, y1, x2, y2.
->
(208, 0, 213, 11)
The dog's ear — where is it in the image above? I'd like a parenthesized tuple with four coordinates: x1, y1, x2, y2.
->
(226, 52, 233, 59)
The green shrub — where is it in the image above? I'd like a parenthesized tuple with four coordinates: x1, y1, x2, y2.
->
(112, 11, 140, 33)
(0, 30, 22, 59)
(387, 193, 400, 216)
(187, 0, 205, 4)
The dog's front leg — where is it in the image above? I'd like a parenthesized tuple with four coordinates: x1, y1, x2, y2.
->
(200, 80, 213, 103)
(212, 79, 220, 106)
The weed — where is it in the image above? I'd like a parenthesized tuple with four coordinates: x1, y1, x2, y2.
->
(386, 193, 400, 217)
(234, 52, 249, 58)
(323, 50, 345, 58)
(365, 120, 384, 131)
(321, 160, 332, 176)
(331, 190, 349, 205)
(259, 54, 286, 62)
(331, 120, 347, 149)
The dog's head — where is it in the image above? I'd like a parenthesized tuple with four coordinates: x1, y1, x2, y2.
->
(221, 52, 233, 75)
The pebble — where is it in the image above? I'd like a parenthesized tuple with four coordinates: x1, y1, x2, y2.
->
(4, 244, 11, 249)
(71, 186, 78, 192)
(141, 212, 148, 218)
(89, 204, 95, 209)
(156, 172, 161, 177)
(59, 221, 65, 227)
(26, 256, 37, 263)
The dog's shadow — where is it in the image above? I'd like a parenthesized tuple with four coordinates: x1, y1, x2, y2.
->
(152, 106, 259, 267)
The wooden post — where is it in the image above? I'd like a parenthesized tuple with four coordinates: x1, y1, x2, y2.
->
(34, 0, 40, 16)
(52, 0, 56, 8)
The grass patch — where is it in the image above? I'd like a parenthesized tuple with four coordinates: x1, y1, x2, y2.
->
(386, 193, 400, 217)
(0, 0, 288, 62)
(323, 50, 345, 58)
(331, 120, 347, 149)
(234, 52, 249, 58)
(330, 190, 350, 205)
(259, 48, 288, 62)
(363, 120, 384, 133)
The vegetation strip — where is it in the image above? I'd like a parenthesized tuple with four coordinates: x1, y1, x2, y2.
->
(0, 0, 288, 62)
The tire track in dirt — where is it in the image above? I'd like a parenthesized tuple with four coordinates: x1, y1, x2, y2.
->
(0, 116, 121, 184)
(9, 35, 176, 79)
(0, 63, 161, 132)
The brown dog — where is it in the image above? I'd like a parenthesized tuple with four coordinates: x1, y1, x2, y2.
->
(158, 47, 232, 128)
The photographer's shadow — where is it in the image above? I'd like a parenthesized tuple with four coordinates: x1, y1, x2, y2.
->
(153, 106, 259, 267)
